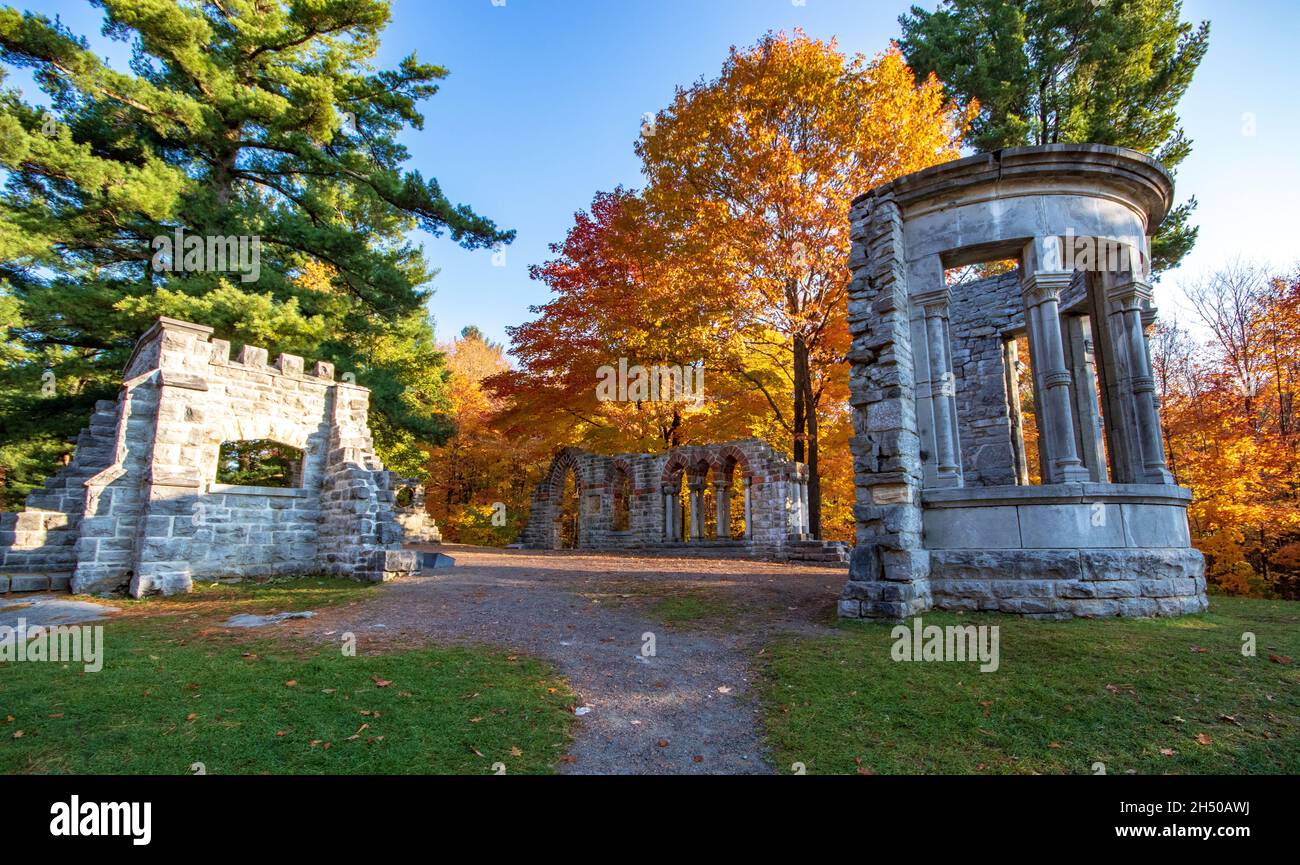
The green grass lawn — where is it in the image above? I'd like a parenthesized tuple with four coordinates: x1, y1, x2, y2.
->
(759, 596, 1299, 775)
(0, 578, 575, 774)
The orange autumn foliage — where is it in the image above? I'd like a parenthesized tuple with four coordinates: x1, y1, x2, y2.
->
(1155, 263, 1300, 598)
(481, 33, 972, 543)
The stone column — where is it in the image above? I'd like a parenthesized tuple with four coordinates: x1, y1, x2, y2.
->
(715, 481, 731, 540)
(688, 482, 702, 540)
(671, 488, 682, 541)
(1063, 314, 1107, 481)
(799, 476, 811, 535)
(1102, 274, 1175, 484)
(742, 476, 752, 539)
(909, 276, 962, 489)
(662, 485, 674, 541)
(1021, 239, 1090, 484)
(788, 477, 801, 537)
(921, 291, 961, 483)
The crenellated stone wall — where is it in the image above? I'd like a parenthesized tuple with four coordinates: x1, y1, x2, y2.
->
(0, 317, 418, 596)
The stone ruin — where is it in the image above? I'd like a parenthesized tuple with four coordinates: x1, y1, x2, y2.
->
(391, 479, 442, 544)
(0, 317, 422, 596)
(842, 144, 1208, 620)
(518, 439, 848, 563)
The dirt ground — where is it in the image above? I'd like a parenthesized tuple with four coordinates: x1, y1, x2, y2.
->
(290, 545, 848, 775)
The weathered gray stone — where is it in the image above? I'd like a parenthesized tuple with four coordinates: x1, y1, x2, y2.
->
(418, 551, 456, 571)
(1, 318, 425, 597)
(516, 439, 844, 563)
(223, 610, 316, 628)
(841, 145, 1207, 620)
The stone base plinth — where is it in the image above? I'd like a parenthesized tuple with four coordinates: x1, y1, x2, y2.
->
(840, 546, 1208, 621)
(927, 547, 1207, 619)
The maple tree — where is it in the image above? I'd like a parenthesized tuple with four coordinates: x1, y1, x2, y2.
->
(492, 33, 971, 540)
(634, 33, 971, 536)
(427, 326, 548, 544)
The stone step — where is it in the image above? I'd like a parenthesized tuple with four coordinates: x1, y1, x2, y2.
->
(0, 572, 73, 593)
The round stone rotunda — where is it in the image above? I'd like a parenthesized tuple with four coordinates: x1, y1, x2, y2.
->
(840, 144, 1208, 621)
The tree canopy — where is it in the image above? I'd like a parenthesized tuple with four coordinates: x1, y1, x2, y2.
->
(0, 0, 511, 503)
(899, 0, 1209, 272)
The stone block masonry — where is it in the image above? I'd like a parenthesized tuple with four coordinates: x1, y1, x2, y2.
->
(517, 439, 847, 563)
(841, 144, 1207, 620)
(0, 318, 420, 596)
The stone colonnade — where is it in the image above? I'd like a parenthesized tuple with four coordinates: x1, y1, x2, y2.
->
(519, 439, 812, 553)
(842, 144, 1207, 620)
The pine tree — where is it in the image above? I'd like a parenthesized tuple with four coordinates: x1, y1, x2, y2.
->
(899, 0, 1209, 272)
(0, 0, 511, 504)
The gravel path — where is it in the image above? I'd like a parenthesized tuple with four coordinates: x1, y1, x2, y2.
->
(299, 545, 846, 775)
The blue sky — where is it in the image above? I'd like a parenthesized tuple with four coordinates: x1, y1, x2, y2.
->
(19, 0, 1300, 345)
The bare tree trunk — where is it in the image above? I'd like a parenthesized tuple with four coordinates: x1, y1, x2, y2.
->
(807, 382, 821, 539)
(792, 336, 807, 465)
(792, 336, 822, 537)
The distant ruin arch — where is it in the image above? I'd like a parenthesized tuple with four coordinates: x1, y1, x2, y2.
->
(518, 438, 836, 561)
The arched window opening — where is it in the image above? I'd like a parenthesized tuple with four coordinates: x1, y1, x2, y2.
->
(722, 456, 747, 540)
(557, 466, 581, 549)
(395, 486, 415, 509)
(611, 466, 632, 532)
(215, 440, 304, 487)
(674, 468, 689, 541)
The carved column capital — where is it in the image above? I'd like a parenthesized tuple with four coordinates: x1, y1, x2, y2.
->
(1020, 270, 1074, 308)
(1105, 278, 1154, 314)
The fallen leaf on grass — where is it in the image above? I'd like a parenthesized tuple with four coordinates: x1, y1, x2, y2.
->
(185, 713, 198, 722)
(510, 746, 523, 757)
(1159, 748, 1176, 757)
(321, 688, 336, 695)
(1269, 654, 1293, 665)
(47, 713, 63, 719)
(372, 676, 393, 687)
(1048, 742, 1062, 749)
(12, 730, 23, 739)
(345, 723, 370, 741)
(1195, 733, 1213, 746)
(284, 680, 298, 688)
(397, 691, 413, 698)
(1189, 645, 1209, 653)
